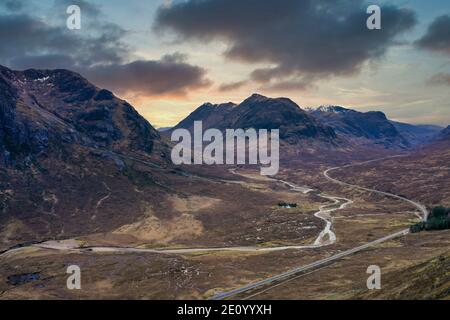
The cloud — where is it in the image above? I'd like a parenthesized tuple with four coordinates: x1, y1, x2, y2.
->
(84, 54, 211, 97)
(416, 15, 450, 55)
(218, 80, 247, 92)
(427, 73, 450, 86)
(52, 0, 102, 18)
(9, 54, 77, 70)
(0, 8, 210, 97)
(0, 13, 127, 69)
(154, 0, 416, 84)
(261, 79, 316, 92)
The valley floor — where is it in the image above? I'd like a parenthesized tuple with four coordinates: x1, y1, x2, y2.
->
(0, 152, 449, 300)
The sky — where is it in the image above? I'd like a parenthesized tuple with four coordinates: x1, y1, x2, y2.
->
(0, 0, 449, 127)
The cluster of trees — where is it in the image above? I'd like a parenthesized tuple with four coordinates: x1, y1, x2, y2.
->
(278, 202, 297, 208)
(410, 206, 450, 233)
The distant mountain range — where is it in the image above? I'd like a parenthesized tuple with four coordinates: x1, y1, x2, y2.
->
(171, 94, 336, 144)
(170, 95, 445, 150)
(390, 121, 444, 146)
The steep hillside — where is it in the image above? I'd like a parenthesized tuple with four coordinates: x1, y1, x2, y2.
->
(0, 65, 172, 249)
(354, 251, 449, 300)
(331, 140, 450, 208)
(172, 102, 236, 132)
(309, 106, 410, 149)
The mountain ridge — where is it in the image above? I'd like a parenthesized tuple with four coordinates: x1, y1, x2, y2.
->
(171, 93, 337, 144)
(308, 105, 410, 149)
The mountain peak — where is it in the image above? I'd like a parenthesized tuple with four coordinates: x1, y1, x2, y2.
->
(198, 102, 214, 109)
(245, 93, 269, 102)
(241, 94, 303, 111)
(172, 93, 336, 143)
(316, 105, 353, 114)
(171, 101, 237, 132)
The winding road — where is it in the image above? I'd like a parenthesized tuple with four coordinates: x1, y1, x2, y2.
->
(0, 155, 428, 301)
(0, 159, 356, 258)
(211, 229, 410, 300)
(0, 176, 352, 257)
(210, 155, 429, 300)
(324, 160, 428, 221)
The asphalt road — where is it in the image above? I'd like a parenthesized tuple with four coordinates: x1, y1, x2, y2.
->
(210, 156, 428, 300)
(210, 229, 409, 300)
(0, 164, 353, 257)
(324, 156, 429, 221)
(0, 155, 428, 300)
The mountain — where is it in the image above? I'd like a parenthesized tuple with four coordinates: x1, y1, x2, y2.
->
(0, 65, 163, 164)
(172, 102, 236, 133)
(390, 121, 443, 146)
(172, 94, 337, 144)
(308, 106, 410, 149)
(0, 65, 171, 249)
(437, 125, 450, 141)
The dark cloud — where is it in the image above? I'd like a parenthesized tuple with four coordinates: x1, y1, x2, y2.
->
(427, 73, 450, 86)
(218, 80, 247, 92)
(155, 0, 416, 83)
(0, 8, 210, 97)
(416, 15, 450, 55)
(84, 54, 211, 96)
(9, 54, 77, 70)
(0, 13, 127, 69)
